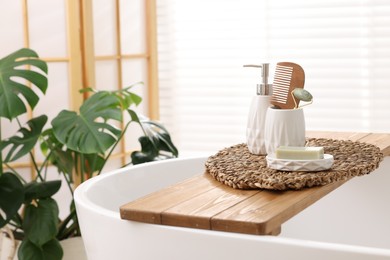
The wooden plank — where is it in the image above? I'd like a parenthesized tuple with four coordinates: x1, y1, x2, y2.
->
(120, 174, 221, 224)
(210, 189, 282, 235)
(79, 0, 96, 95)
(120, 133, 390, 237)
(65, 0, 84, 111)
(22, 0, 30, 48)
(65, 0, 87, 187)
(211, 179, 348, 235)
(306, 131, 369, 141)
(268, 226, 281, 236)
(114, 0, 127, 166)
(95, 54, 149, 60)
(307, 131, 389, 156)
(162, 184, 258, 230)
(145, 0, 160, 120)
(358, 133, 390, 157)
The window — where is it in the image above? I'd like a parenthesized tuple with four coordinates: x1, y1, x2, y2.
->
(157, 0, 390, 156)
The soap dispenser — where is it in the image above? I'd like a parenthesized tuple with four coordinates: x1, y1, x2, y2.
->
(244, 63, 272, 155)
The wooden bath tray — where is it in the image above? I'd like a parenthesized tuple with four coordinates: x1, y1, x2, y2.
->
(120, 132, 390, 236)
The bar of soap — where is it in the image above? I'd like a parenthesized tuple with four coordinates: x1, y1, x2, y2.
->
(275, 146, 324, 160)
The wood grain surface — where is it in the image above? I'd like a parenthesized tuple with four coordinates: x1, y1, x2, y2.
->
(120, 132, 390, 235)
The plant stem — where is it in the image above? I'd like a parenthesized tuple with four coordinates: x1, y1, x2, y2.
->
(57, 206, 81, 239)
(9, 221, 22, 230)
(38, 149, 52, 180)
(57, 208, 76, 239)
(12, 230, 25, 241)
(30, 156, 44, 181)
(97, 120, 133, 176)
(59, 221, 78, 239)
(62, 170, 74, 196)
(80, 153, 85, 183)
(15, 118, 44, 182)
(43, 158, 49, 180)
(0, 119, 3, 176)
(9, 213, 23, 231)
(4, 163, 28, 184)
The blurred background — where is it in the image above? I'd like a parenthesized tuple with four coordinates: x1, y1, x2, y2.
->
(1, 0, 389, 166)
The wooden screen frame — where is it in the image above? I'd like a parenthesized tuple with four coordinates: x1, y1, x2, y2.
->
(5, 0, 159, 179)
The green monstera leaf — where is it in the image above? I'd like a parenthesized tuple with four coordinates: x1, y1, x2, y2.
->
(81, 83, 143, 110)
(114, 84, 142, 109)
(23, 198, 59, 246)
(82, 153, 105, 176)
(131, 136, 159, 165)
(24, 180, 61, 203)
(142, 120, 179, 157)
(52, 91, 122, 154)
(40, 129, 74, 176)
(130, 112, 178, 165)
(0, 48, 48, 120)
(18, 238, 63, 260)
(0, 172, 24, 228)
(0, 115, 47, 162)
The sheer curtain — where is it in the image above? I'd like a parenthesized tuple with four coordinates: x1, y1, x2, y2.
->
(156, 0, 390, 156)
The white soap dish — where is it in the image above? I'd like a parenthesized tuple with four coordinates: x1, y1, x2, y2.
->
(266, 154, 334, 172)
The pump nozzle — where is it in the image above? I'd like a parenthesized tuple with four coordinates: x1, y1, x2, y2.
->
(243, 63, 272, 95)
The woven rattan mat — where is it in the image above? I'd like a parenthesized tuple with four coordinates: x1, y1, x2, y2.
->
(205, 138, 383, 190)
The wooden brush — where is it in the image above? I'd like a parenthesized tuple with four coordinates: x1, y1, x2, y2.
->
(270, 62, 305, 109)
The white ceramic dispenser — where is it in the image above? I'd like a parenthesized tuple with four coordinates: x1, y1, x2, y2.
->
(244, 63, 272, 155)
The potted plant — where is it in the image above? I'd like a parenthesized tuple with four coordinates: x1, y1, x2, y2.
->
(0, 48, 178, 259)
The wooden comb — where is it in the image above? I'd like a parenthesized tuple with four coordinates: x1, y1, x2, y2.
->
(270, 62, 305, 109)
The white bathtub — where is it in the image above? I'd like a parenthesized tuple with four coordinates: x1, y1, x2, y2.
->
(74, 157, 390, 260)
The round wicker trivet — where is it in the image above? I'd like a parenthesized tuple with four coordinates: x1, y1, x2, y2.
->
(205, 138, 384, 190)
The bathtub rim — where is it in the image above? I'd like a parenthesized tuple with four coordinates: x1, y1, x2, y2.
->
(74, 156, 390, 258)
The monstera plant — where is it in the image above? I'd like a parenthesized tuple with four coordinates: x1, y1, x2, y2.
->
(0, 48, 178, 259)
